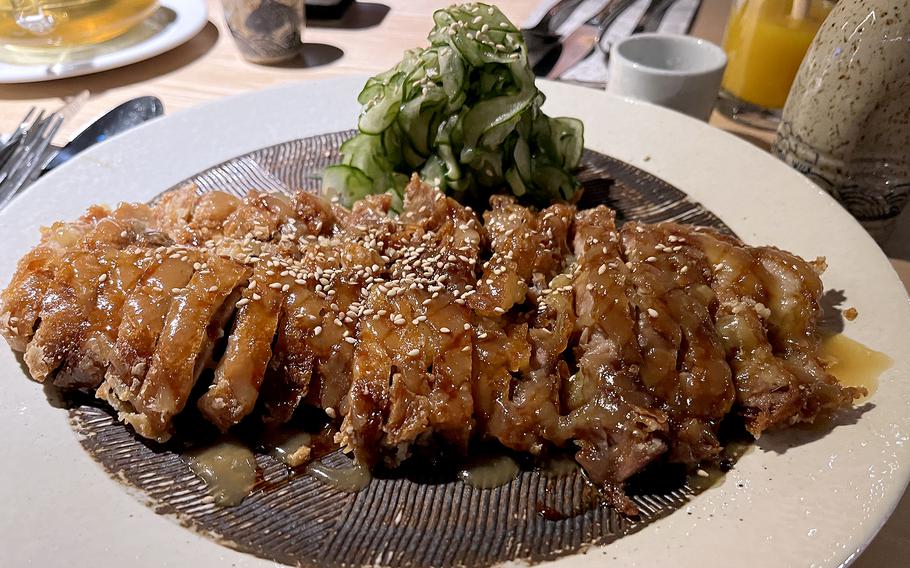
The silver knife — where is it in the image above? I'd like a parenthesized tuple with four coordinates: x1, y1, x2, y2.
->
(635, 0, 677, 33)
(545, 0, 639, 80)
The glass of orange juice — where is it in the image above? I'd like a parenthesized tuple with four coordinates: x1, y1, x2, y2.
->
(717, 0, 833, 129)
(0, 0, 159, 55)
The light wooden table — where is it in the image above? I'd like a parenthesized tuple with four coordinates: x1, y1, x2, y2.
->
(0, 1, 906, 565)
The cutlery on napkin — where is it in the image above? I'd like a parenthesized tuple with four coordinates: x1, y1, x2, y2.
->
(523, 0, 702, 85)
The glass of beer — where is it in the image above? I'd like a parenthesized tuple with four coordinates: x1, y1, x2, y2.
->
(0, 0, 159, 52)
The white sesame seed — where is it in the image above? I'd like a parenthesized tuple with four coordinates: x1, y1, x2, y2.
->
(98, 273, 108, 283)
(235, 298, 250, 307)
(252, 293, 262, 301)
(313, 326, 322, 336)
(647, 308, 659, 317)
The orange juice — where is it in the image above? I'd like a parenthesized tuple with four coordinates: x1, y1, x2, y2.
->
(0, 0, 158, 49)
(721, 0, 832, 110)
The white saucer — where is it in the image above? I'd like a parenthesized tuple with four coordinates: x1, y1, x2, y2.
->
(0, 0, 208, 84)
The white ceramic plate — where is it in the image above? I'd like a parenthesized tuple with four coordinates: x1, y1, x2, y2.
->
(0, 77, 907, 568)
(0, 0, 208, 84)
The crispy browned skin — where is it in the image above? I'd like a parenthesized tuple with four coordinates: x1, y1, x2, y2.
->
(557, 208, 669, 513)
(0, 177, 864, 511)
(125, 255, 249, 440)
(467, 197, 574, 453)
(340, 179, 479, 465)
(620, 222, 735, 463)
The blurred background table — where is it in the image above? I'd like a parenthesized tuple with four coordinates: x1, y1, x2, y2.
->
(0, 1, 905, 565)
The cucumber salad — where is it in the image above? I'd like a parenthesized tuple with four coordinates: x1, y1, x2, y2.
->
(323, 3, 584, 209)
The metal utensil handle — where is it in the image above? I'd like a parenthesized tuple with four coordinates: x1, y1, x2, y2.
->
(545, 0, 586, 31)
(635, 0, 677, 34)
(593, 0, 641, 46)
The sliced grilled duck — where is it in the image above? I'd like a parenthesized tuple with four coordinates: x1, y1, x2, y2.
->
(123, 255, 249, 441)
(620, 222, 735, 463)
(0, 177, 866, 508)
(559, 207, 669, 514)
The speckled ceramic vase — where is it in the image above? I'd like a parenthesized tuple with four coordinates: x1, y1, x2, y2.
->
(773, 0, 910, 243)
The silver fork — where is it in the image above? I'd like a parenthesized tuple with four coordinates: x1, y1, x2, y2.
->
(0, 91, 87, 210)
(0, 111, 64, 210)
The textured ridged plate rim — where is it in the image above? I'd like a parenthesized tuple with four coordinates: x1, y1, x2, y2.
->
(0, 76, 907, 568)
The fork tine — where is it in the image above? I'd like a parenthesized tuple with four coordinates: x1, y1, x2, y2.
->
(0, 114, 63, 209)
(0, 106, 38, 160)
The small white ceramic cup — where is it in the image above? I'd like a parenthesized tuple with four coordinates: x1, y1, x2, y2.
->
(607, 34, 727, 121)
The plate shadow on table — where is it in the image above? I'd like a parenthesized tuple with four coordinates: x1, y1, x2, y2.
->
(264, 43, 345, 69)
(307, 2, 390, 30)
(0, 22, 219, 101)
(852, 484, 910, 568)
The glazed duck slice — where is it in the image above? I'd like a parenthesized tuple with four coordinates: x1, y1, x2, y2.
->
(122, 255, 249, 441)
(341, 180, 479, 465)
(468, 197, 574, 452)
(469, 196, 574, 315)
(197, 261, 283, 431)
(471, 274, 575, 455)
(176, 191, 242, 246)
(258, 197, 389, 425)
(21, 206, 153, 385)
(0, 201, 150, 356)
(0, 218, 97, 352)
(54, 247, 154, 389)
(753, 246, 864, 419)
(676, 226, 863, 435)
(97, 252, 202, 419)
(344, 283, 474, 465)
(558, 207, 669, 514)
(223, 190, 297, 242)
(620, 222, 735, 463)
(23, 248, 108, 383)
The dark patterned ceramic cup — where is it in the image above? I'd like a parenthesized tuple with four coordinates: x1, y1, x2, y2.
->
(222, 0, 305, 64)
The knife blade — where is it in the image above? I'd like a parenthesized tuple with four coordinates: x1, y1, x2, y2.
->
(544, 0, 638, 80)
(634, 0, 676, 33)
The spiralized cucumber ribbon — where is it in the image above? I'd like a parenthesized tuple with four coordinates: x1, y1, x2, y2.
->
(323, 2, 584, 210)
